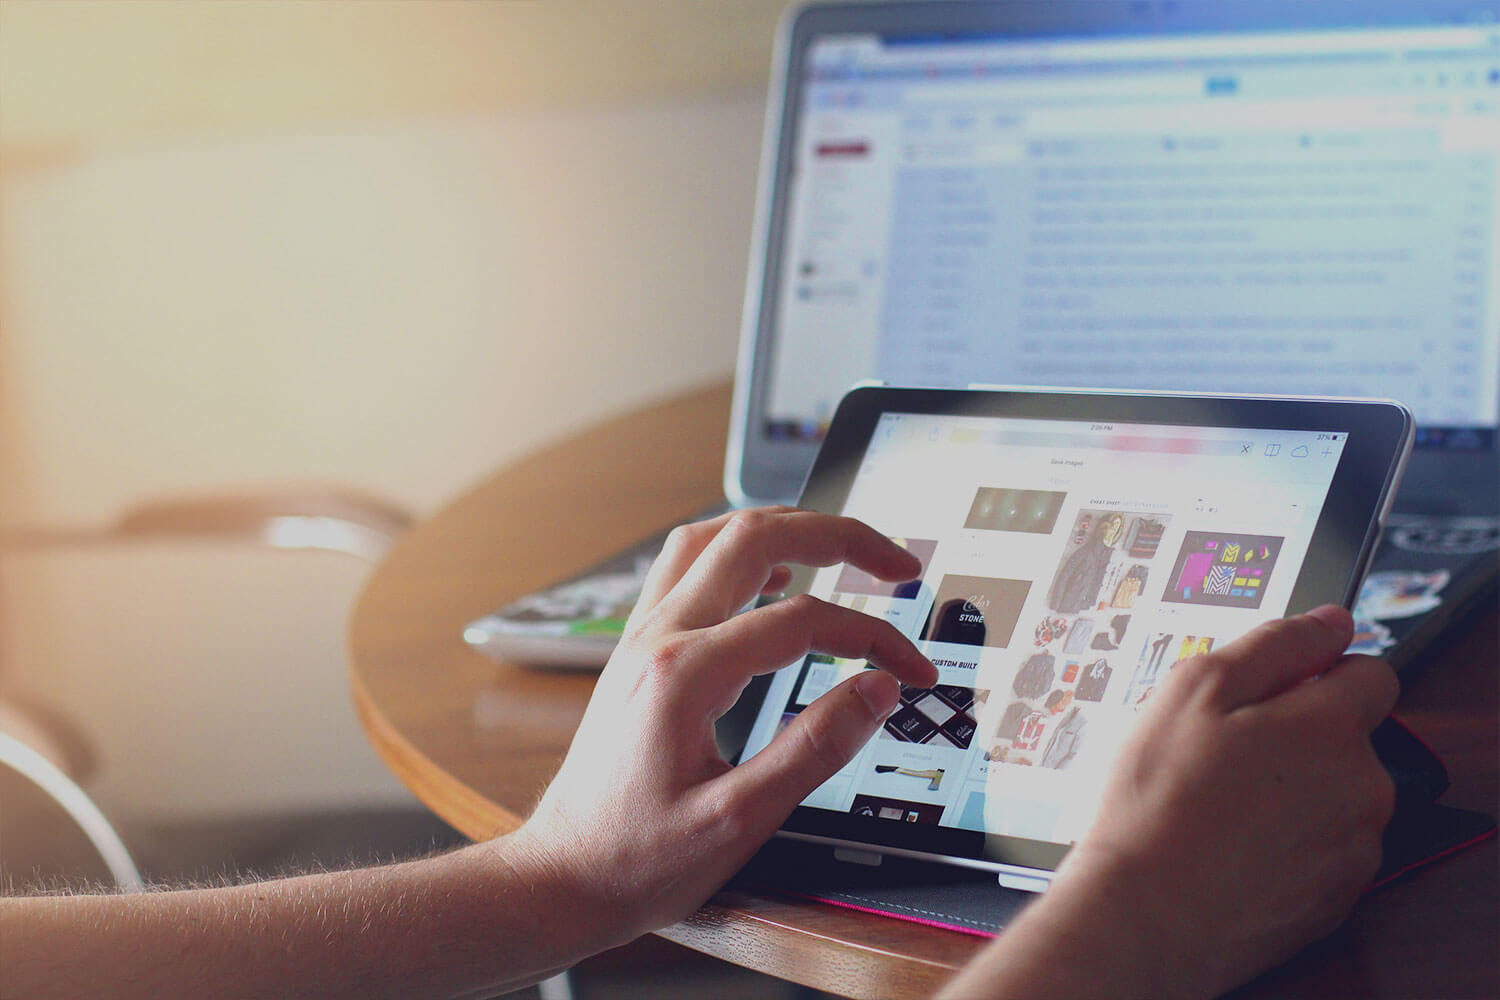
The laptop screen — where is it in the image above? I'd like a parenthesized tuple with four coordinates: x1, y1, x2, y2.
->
(731, 1, 1500, 504)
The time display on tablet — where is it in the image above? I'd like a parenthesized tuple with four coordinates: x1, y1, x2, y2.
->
(740, 412, 1348, 851)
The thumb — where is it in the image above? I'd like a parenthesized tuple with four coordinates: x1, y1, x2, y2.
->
(1188, 605, 1355, 711)
(727, 670, 900, 830)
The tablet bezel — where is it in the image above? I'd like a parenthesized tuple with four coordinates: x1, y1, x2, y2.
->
(722, 385, 1413, 875)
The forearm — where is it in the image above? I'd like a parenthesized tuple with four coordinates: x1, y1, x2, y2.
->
(1, 832, 620, 1000)
(937, 856, 1186, 1000)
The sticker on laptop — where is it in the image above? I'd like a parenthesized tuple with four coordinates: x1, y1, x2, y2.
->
(1347, 618, 1396, 656)
(1354, 569, 1451, 621)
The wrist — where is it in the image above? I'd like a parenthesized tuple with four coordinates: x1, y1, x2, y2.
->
(485, 821, 641, 958)
(942, 852, 1181, 1000)
(1038, 847, 1210, 1000)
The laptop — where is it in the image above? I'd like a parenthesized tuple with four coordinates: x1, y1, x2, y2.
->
(466, 0, 1500, 672)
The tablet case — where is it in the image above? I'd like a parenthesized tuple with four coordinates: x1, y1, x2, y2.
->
(731, 717, 1496, 937)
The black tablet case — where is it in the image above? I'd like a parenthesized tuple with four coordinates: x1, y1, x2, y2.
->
(731, 717, 1496, 937)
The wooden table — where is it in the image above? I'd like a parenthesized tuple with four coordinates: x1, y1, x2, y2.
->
(349, 381, 1499, 999)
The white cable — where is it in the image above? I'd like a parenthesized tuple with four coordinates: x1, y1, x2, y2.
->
(0, 730, 144, 893)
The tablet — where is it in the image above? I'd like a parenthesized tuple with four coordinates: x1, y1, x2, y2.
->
(728, 385, 1413, 891)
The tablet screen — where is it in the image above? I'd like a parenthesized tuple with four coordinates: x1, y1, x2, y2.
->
(738, 408, 1356, 865)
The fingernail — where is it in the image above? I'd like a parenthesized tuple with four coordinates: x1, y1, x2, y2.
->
(855, 671, 901, 720)
(1305, 604, 1352, 633)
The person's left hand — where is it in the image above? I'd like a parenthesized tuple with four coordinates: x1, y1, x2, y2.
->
(508, 507, 937, 947)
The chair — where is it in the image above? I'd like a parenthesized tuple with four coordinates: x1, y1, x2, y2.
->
(0, 485, 412, 893)
(1, 486, 412, 561)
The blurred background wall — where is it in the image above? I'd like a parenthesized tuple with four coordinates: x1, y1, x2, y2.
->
(0, 0, 792, 828)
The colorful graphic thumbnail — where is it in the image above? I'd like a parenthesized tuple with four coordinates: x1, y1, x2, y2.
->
(1162, 531, 1283, 609)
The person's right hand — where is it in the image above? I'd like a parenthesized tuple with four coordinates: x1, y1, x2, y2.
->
(941, 606, 1398, 999)
(510, 507, 937, 954)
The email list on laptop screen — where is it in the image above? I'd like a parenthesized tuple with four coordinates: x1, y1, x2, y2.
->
(735, 2, 1500, 503)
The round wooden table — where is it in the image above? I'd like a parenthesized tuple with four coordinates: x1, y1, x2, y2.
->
(349, 381, 1499, 999)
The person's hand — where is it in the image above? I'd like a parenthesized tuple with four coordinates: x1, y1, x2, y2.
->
(941, 606, 1398, 999)
(509, 507, 937, 949)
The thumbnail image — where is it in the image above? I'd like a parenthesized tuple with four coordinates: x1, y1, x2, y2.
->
(1162, 532, 1283, 609)
(1047, 510, 1172, 614)
(1089, 614, 1130, 651)
(1124, 633, 1174, 707)
(1105, 565, 1150, 609)
(986, 707, 1048, 759)
(1040, 706, 1086, 770)
(1062, 617, 1094, 653)
(850, 794, 945, 825)
(882, 683, 986, 749)
(1122, 632, 1216, 707)
(872, 763, 946, 791)
(1178, 635, 1214, 660)
(834, 537, 938, 598)
(1074, 658, 1113, 702)
(1048, 512, 1125, 614)
(1034, 615, 1070, 647)
(1124, 516, 1167, 558)
(920, 574, 1032, 649)
(1013, 651, 1055, 699)
(965, 487, 1068, 534)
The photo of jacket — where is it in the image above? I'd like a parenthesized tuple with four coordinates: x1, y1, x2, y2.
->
(1013, 651, 1056, 699)
(1075, 659, 1113, 702)
(1048, 512, 1124, 613)
(1041, 706, 1086, 769)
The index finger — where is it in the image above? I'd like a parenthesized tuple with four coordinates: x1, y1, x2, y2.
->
(627, 507, 800, 629)
(1184, 605, 1355, 712)
(656, 509, 922, 630)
